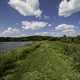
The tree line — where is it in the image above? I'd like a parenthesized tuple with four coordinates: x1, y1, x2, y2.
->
(0, 35, 80, 43)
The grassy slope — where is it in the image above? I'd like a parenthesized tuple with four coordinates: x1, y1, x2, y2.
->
(0, 41, 80, 80)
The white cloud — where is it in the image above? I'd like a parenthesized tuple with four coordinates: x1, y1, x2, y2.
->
(48, 24, 52, 27)
(34, 32, 49, 36)
(8, 0, 42, 17)
(1, 24, 79, 37)
(34, 31, 65, 37)
(55, 24, 75, 32)
(58, 0, 80, 17)
(55, 24, 78, 36)
(0, 27, 20, 37)
(22, 21, 48, 30)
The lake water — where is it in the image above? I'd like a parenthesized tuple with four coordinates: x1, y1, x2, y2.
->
(0, 42, 32, 53)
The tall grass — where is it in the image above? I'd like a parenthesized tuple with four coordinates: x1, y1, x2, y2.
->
(0, 41, 80, 80)
(64, 43, 80, 73)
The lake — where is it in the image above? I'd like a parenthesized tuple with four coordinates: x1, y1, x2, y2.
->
(0, 42, 32, 53)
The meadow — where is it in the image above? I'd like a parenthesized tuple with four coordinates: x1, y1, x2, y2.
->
(0, 39, 80, 80)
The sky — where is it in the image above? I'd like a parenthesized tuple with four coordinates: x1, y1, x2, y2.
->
(0, 0, 80, 37)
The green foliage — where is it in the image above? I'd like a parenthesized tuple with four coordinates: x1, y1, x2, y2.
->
(0, 41, 80, 80)
(64, 43, 80, 73)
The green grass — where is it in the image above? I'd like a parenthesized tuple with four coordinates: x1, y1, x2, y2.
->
(0, 41, 80, 80)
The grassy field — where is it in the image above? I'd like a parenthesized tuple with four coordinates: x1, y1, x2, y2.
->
(0, 41, 80, 80)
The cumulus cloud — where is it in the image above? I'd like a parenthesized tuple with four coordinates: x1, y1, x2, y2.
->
(22, 21, 48, 30)
(34, 32, 49, 36)
(8, 0, 42, 17)
(55, 24, 75, 32)
(34, 31, 65, 37)
(0, 27, 20, 37)
(55, 24, 78, 36)
(58, 0, 80, 17)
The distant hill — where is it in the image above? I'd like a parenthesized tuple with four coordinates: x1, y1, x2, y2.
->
(0, 36, 58, 41)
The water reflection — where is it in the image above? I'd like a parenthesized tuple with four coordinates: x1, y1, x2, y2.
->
(0, 42, 32, 53)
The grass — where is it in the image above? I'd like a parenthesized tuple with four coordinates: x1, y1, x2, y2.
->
(0, 41, 80, 80)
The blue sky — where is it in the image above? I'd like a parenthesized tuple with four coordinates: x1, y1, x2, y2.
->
(0, 0, 80, 37)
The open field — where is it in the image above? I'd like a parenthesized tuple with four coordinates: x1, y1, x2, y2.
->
(0, 40, 80, 80)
